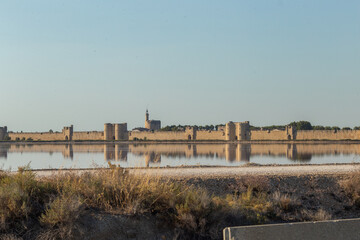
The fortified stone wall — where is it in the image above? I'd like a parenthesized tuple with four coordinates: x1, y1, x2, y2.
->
(250, 130, 289, 140)
(296, 130, 360, 140)
(129, 131, 188, 141)
(8, 132, 64, 141)
(73, 131, 104, 140)
(196, 130, 226, 140)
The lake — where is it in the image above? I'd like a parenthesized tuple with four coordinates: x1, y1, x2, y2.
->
(0, 142, 360, 170)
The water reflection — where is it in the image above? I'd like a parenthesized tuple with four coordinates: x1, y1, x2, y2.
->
(1, 143, 360, 169)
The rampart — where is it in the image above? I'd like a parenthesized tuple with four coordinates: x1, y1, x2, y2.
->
(296, 130, 360, 140)
(3, 121, 360, 141)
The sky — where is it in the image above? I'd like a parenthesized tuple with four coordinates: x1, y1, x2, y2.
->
(1, 0, 360, 131)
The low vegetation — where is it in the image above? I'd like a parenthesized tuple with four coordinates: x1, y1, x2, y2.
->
(341, 171, 360, 207)
(0, 168, 339, 239)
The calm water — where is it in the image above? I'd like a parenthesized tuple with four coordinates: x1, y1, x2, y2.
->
(0, 143, 360, 170)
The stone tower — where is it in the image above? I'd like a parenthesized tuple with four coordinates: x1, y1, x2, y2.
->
(145, 109, 149, 122)
(145, 110, 161, 131)
(0, 126, 8, 141)
(226, 121, 251, 141)
(225, 122, 235, 141)
(286, 125, 296, 140)
(104, 123, 128, 141)
(235, 121, 251, 141)
(62, 125, 73, 141)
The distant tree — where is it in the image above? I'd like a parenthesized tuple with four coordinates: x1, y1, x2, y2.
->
(250, 125, 260, 130)
(215, 124, 225, 130)
(342, 127, 352, 130)
(354, 126, 360, 130)
(262, 125, 286, 130)
(324, 126, 332, 130)
(289, 121, 313, 130)
(49, 129, 54, 133)
(313, 126, 325, 130)
(332, 126, 340, 131)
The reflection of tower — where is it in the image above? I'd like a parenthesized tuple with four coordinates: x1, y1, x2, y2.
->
(144, 152, 161, 167)
(62, 144, 74, 159)
(115, 144, 128, 161)
(185, 144, 197, 158)
(225, 144, 236, 161)
(236, 144, 251, 162)
(286, 144, 297, 160)
(0, 144, 9, 159)
(104, 144, 115, 160)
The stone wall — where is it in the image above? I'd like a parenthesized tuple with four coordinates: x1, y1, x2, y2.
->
(250, 130, 289, 140)
(129, 131, 188, 141)
(8, 132, 64, 141)
(296, 130, 360, 140)
(73, 131, 104, 140)
(196, 130, 226, 140)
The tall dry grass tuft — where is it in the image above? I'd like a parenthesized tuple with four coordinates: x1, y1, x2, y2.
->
(271, 191, 299, 212)
(301, 208, 332, 221)
(341, 171, 360, 207)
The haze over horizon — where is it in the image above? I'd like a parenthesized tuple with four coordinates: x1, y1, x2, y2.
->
(1, 1, 360, 131)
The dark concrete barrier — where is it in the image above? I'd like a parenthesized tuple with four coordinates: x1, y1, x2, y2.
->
(223, 218, 360, 240)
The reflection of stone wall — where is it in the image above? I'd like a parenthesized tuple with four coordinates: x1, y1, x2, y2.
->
(3, 143, 360, 165)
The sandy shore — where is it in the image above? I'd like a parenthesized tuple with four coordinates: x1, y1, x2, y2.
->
(30, 164, 360, 178)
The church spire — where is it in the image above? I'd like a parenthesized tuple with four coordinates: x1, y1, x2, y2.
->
(145, 109, 149, 121)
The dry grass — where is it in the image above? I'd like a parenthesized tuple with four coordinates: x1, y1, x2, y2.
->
(341, 171, 360, 207)
(271, 191, 299, 212)
(0, 167, 340, 239)
(301, 208, 332, 221)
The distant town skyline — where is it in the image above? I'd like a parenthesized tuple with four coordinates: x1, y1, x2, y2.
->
(1, 1, 360, 131)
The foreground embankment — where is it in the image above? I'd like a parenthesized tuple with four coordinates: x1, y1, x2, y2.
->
(32, 163, 360, 178)
(2, 165, 360, 240)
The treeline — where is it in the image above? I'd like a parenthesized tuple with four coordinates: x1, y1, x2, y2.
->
(160, 124, 225, 131)
(252, 121, 360, 131)
(160, 121, 360, 131)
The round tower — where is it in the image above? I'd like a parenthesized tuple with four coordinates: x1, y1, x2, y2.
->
(104, 123, 113, 141)
(225, 122, 235, 141)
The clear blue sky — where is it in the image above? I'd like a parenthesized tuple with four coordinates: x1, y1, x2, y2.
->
(1, 0, 360, 131)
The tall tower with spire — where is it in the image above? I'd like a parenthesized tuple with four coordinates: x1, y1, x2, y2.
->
(145, 109, 161, 130)
(145, 109, 149, 121)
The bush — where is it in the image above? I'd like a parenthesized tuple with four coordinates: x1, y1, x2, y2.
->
(40, 193, 84, 227)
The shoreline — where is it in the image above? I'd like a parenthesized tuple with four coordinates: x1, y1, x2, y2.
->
(20, 163, 360, 178)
